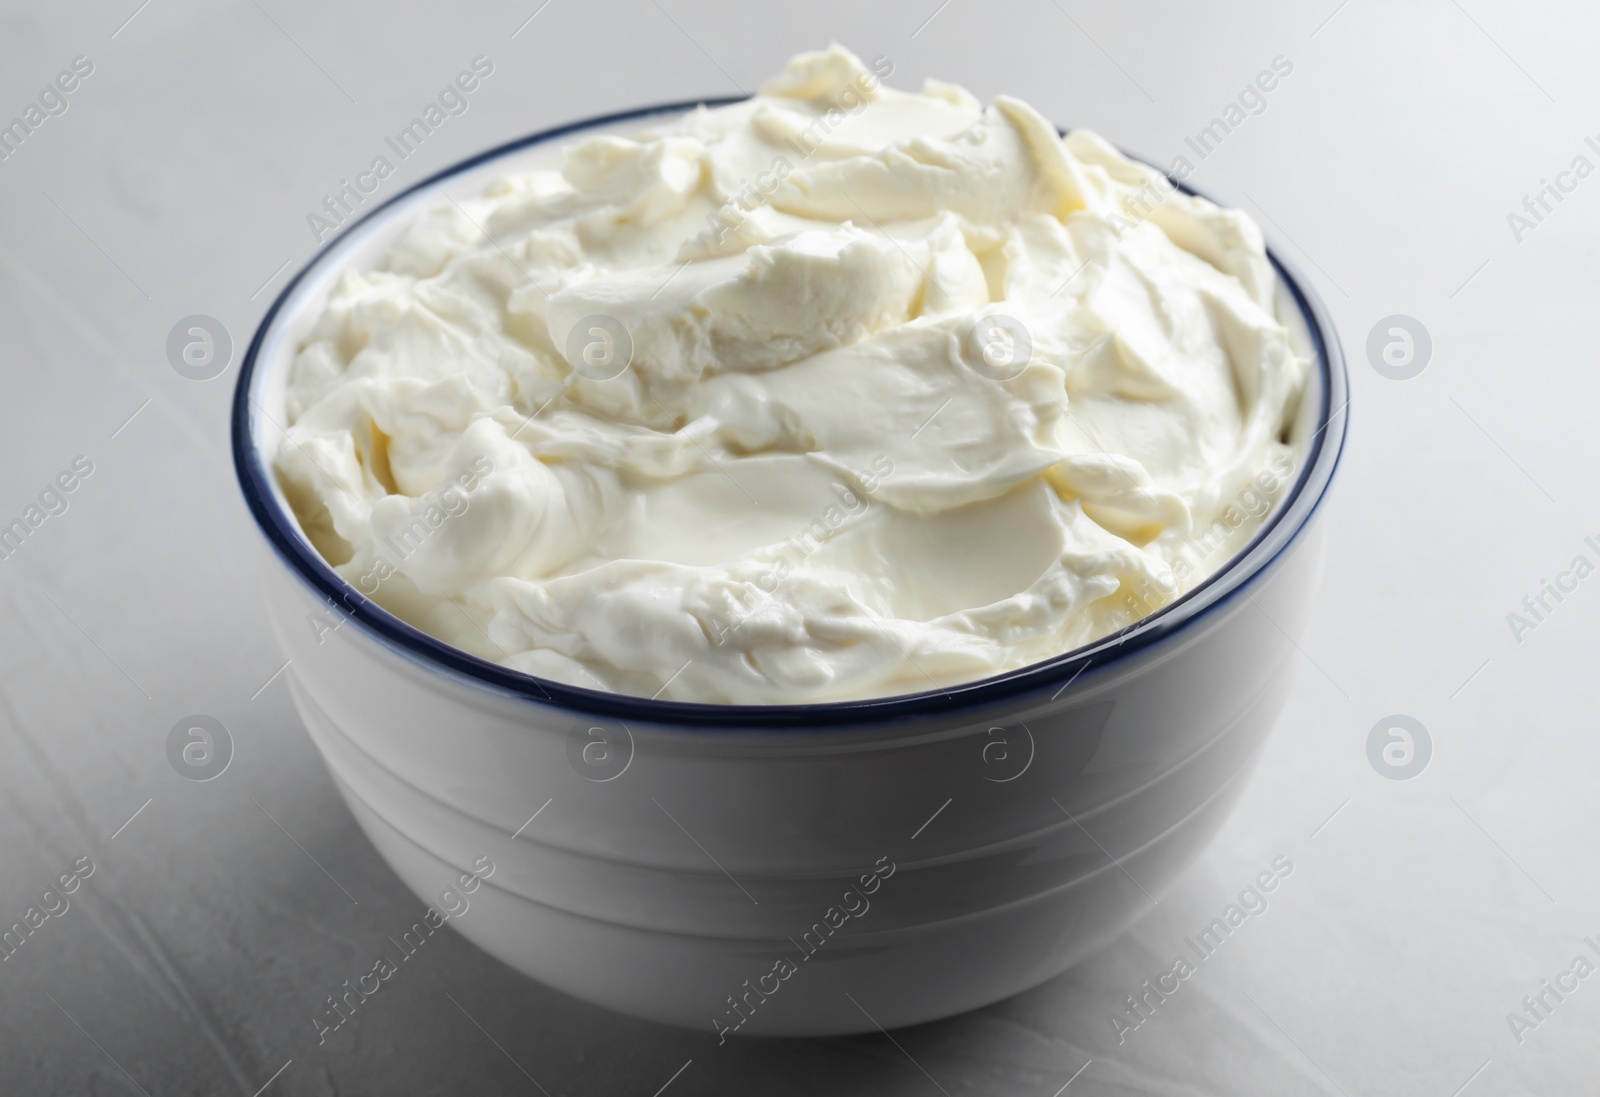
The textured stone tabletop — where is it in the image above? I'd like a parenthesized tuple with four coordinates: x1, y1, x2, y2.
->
(1, 1, 1596, 1093)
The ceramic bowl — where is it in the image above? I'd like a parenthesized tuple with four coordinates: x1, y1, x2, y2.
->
(232, 98, 1348, 1036)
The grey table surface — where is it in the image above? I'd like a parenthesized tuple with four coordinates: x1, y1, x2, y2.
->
(2, 0, 1597, 1093)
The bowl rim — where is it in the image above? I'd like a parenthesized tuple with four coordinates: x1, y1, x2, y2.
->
(231, 94, 1350, 730)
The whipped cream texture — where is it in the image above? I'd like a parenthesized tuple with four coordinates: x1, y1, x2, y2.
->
(275, 46, 1310, 704)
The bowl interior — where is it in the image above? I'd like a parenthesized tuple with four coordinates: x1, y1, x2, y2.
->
(234, 98, 1347, 727)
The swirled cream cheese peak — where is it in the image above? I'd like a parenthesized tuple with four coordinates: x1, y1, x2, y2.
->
(275, 45, 1310, 704)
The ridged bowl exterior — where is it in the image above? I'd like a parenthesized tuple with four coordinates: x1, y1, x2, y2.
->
(258, 519, 1323, 1034)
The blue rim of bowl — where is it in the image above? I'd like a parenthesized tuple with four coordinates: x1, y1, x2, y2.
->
(232, 95, 1349, 730)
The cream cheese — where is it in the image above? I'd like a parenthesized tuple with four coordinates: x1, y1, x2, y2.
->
(275, 45, 1309, 704)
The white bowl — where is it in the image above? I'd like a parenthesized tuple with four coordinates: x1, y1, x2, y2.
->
(232, 98, 1348, 1037)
